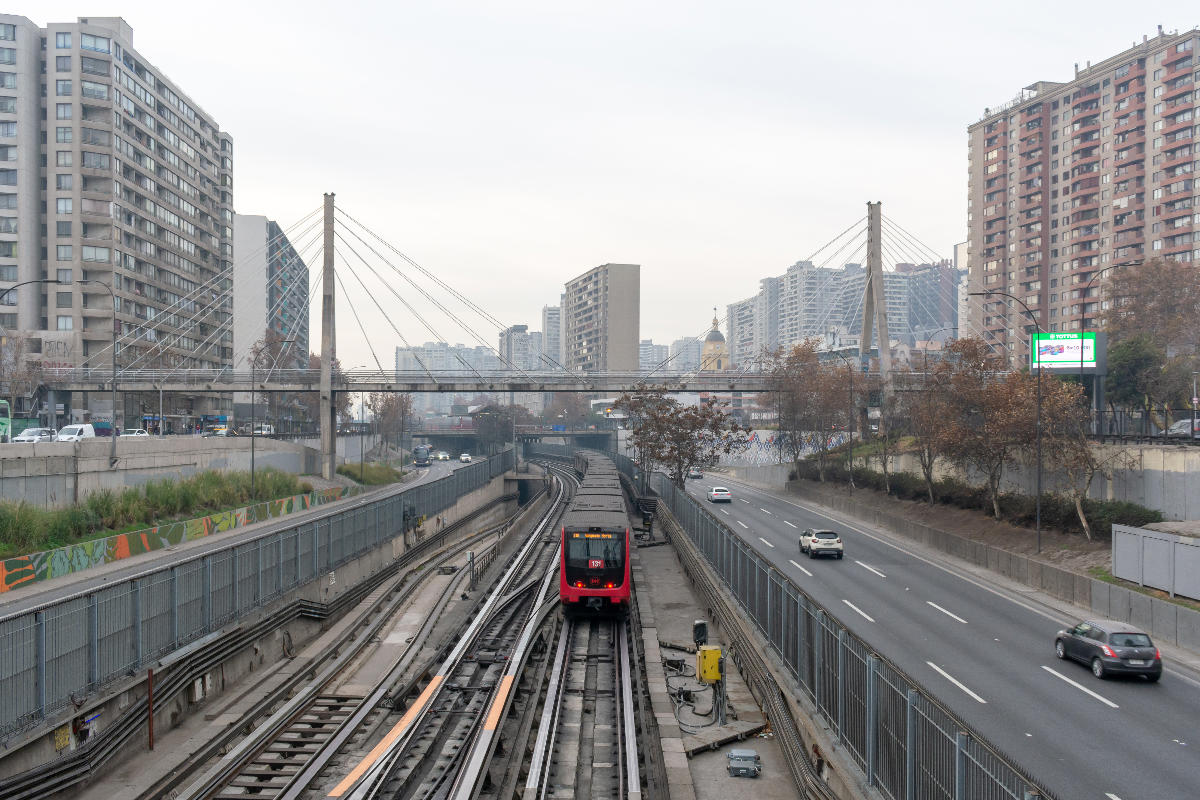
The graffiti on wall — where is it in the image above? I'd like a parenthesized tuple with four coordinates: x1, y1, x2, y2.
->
(0, 488, 350, 594)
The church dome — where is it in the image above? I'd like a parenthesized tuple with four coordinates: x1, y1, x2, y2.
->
(704, 328, 726, 344)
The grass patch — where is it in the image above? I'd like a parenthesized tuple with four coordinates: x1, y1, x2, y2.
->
(338, 462, 405, 486)
(0, 469, 315, 559)
(1087, 566, 1200, 613)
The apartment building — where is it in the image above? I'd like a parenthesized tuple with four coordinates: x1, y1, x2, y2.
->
(499, 323, 543, 372)
(232, 215, 309, 372)
(967, 27, 1200, 365)
(638, 338, 668, 372)
(540, 304, 560, 368)
(0, 15, 234, 426)
(561, 263, 639, 372)
(669, 336, 702, 373)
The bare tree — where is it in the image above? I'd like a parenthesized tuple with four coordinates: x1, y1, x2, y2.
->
(367, 392, 413, 455)
(905, 369, 956, 504)
(298, 352, 353, 423)
(766, 341, 848, 482)
(617, 388, 747, 488)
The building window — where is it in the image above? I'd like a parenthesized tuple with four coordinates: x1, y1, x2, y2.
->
(80, 34, 110, 53)
(0, 216, 15, 233)
(55, 150, 72, 167)
(56, 198, 73, 214)
(0, 241, 14, 258)
(56, 245, 72, 260)
(55, 79, 71, 96)
(56, 221, 71, 236)
(0, 24, 15, 41)
(80, 80, 108, 100)
(57, 268, 72, 282)
(0, 73, 15, 90)
(0, 145, 13, 161)
(56, 291, 72, 308)
(80, 56, 108, 76)
(0, 98, 14, 113)
(55, 173, 73, 190)
(56, 315, 73, 330)
(81, 151, 109, 169)
(55, 32, 72, 49)
(0, 168, 15, 185)
(0, 122, 13, 140)
(55, 102, 72, 119)
(55, 126, 72, 143)
(56, 55, 71, 72)
(0, 48, 14, 66)
(81, 246, 109, 262)
(0, 193, 14, 208)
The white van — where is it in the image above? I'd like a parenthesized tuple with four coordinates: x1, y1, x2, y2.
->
(56, 424, 97, 442)
(252, 424, 275, 436)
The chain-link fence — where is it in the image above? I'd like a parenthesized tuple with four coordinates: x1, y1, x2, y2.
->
(0, 449, 514, 741)
(603, 450, 1055, 800)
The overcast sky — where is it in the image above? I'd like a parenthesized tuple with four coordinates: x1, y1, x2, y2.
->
(17, 1, 1200, 367)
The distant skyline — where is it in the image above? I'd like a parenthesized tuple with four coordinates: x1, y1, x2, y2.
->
(14, 2, 1199, 368)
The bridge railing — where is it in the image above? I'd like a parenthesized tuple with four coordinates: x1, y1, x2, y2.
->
(0, 449, 514, 742)
(529, 445, 1056, 800)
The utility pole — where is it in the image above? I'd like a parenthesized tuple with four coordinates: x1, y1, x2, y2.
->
(319, 193, 336, 480)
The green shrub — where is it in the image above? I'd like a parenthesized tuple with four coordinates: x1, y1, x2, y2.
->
(338, 462, 404, 486)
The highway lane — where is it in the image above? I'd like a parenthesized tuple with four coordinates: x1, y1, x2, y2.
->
(686, 478, 1200, 800)
(0, 460, 464, 616)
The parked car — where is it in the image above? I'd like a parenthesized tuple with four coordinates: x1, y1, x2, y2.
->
(120, 428, 150, 437)
(252, 424, 275, 436)
(56, 424, 96, 442)
(1054, 619, 1162, 681)
(201, 427, 237, 437)
(436, 451, 450, 461)
(1166, 418, 1200, 439)
(13, 427, 56, 443)
(459, 453, 472, 462)
(687, 467, 704, 479)
(800, 528, 844, 559)
(707, 487, 732, 503)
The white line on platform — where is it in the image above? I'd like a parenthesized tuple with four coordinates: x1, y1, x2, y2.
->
(926, 601, 969, 624)
(789, 559, 813, 577)
(842, 600, 875, 623)
(737, 520, 749, 529)
(784, 520, 797, 528)
(758, 537, 775, 548)
(1041, 666, 1119, 708)
(856, 561, 887, 578)
(927, 662, 987, 704)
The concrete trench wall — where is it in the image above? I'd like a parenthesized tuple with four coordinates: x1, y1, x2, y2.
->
(1, 474, 515, 785)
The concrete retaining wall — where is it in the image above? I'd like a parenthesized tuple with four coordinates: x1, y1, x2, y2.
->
(785, 479, 1200, 654)
(0, 438, 322, 508)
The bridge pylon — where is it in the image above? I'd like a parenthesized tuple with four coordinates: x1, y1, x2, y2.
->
(320, 193, 336, 479)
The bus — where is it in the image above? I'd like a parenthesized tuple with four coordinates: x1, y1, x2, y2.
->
(413, 444, 431, 467)
(0, 399, 9, 443)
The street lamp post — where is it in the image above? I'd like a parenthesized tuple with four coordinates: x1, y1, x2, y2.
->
(251, 338, 297, 500)
(971, 290, 1044, 553)
(1, 278, 118, 466)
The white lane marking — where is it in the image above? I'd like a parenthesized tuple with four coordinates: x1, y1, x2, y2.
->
(926, 601, 969, 624)
(1040, 666, 1119, 708)
(1106, 794, 1123, 800)
(856, 561, 887, 578)
(789, 559, 813, 577)
(927, 662, 987, 704)
(739, 498, 751, 504)
(760, 508, 772, 514)
(842, 599, 875, 623)
(758, 537, 775, 548)
(720, 509, 730, 516)
(737, 520, 749, 529)
(784, 520, 797, 528)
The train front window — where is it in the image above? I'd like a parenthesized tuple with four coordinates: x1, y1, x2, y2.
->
(565, 531, 624, 570)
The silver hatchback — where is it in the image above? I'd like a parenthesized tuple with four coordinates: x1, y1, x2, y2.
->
(1055, 619, 1161, 681)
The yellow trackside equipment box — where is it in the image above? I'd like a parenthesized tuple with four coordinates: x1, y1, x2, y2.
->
(697, 645, 722, 683)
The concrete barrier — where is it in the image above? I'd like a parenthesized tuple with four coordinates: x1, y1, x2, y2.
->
(0, 437, 321, 507)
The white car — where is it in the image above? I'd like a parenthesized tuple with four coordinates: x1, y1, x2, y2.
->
(14, 427, 56, 443)
(120, 428, 150, 437)
(459, 453, 472, 462)
(707, 487, 732, 503)
(800, 528, 844, 559)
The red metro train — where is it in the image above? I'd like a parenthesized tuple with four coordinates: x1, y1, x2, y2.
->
(559, 452, 631, 612)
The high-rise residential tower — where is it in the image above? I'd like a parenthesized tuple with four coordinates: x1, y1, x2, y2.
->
(232, 215, 310, 372)
(561, 263, 639, 372)
(0, 15, 235, 426)
(540, 304, 560, 369)
(966, 27, 1199, 365)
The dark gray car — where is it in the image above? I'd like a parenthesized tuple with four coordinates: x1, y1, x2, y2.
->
(1054, 619, 1161, 681)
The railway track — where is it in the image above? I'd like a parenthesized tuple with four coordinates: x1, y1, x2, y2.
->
(168, 477, 565, 800)
(523, 616, 641, 800)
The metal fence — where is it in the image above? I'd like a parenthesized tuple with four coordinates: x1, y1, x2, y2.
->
(604, 451, 1055, 800)
(0, 449, 514, 742)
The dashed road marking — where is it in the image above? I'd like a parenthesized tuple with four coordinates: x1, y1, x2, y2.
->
(788, 559, 813, 577)
(926, 601, 969, 624)
(927, 662, 987, 704)
(760, 508, 772, 514)
(758, 537, 775, 548)
(1041, 666, 1119, 708)
(784, 521, 797, 528)
(856, 561, 887, 578)
(736, 520, 749, 529)
(842, 600, 875, 623)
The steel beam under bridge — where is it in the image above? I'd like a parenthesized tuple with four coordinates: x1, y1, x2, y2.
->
(45, 369, 772, 395)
